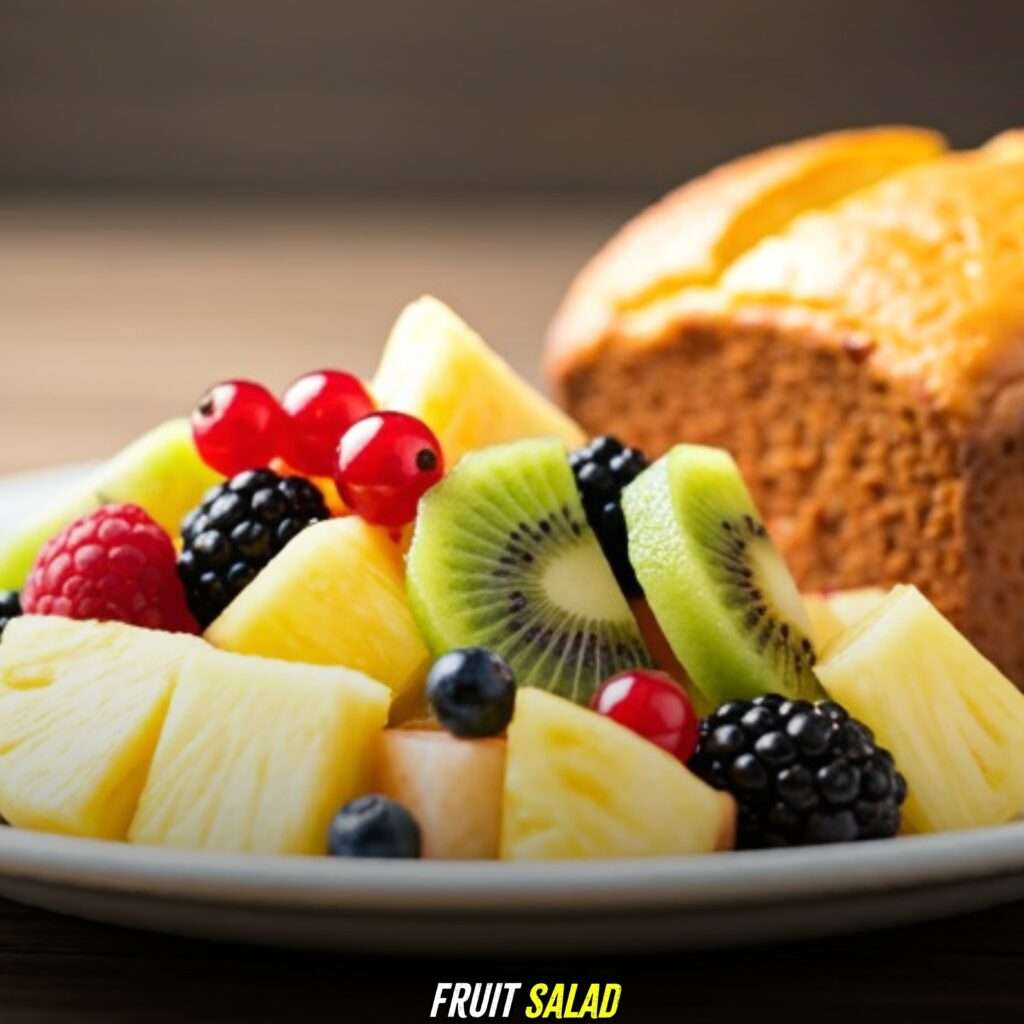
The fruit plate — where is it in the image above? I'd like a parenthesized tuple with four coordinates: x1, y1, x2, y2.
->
(4, 465, 1024, 954)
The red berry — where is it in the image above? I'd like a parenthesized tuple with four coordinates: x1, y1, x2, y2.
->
(335, 412, 444, 527)
(281, 370, 375, 477)
(22, 505, 199, 634)
(192, 380, 287, 476)
(591, 669, 699, 762)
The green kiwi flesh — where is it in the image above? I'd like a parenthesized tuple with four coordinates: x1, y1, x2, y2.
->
(406, 438, 652, 704)
(622, 444, 822, 706)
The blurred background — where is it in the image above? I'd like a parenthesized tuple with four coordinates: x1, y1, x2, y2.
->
(1, 0, 1022, 474)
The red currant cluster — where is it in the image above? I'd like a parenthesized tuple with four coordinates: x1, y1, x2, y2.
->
(191, 372, 444, 528)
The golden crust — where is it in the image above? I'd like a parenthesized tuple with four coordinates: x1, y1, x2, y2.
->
(546, 126, 945, 380)
(720, 148, 1024, 414)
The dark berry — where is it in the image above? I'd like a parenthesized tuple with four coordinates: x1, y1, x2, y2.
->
(569, 436, 649, 598)
(178, 470, 329, 627)
(690, 694, 906, 848)
(327, 795, 421, 858)
(427, 647, 516, 738)
(0, 590, 22, 641)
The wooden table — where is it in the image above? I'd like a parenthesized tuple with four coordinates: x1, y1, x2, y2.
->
(0, 199, 1022, 1020)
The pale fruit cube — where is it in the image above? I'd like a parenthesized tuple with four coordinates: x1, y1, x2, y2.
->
(373, 296, 584, 469)
(502, 688, 734, 860)
(803, 587, 888, 651)
(129, 647, 390, 855)
(0, 420, 221, 590)
(376, 729, 505, 859)
(817, 585, 1024, 833)
(206, 517, 430, 708)
(0, 616, 202, 838)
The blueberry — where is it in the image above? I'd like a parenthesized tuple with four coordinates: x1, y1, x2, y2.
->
(427, 647, 517, 738)
(327, 795, 421, 858)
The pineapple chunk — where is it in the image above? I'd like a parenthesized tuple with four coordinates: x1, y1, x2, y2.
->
(0, 616, 202, 839)
(129, 647, 390, 854)
(816, 585, 1024, 833)
(206, 517, 430, 707)
(377, 729, 506, 859)
(373, 296, 585, 469)
(803, 587, 888, 651)
(502, 688, 734, 860)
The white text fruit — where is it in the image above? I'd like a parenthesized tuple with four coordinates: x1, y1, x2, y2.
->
(129, 647, 390, 854)
(816, 585, 1024, 833)
(501, 688, 734, 859)
(372, 296, 585, 469)
(376, 728, 506, 859)
(0, 616, 202, 838)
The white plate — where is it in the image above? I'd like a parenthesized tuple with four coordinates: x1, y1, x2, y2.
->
(1, 464, 1024, 953)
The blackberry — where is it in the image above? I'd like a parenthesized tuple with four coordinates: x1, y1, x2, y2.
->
(569, 436, 648, 597)
(178, 469, 329, 627)
(690, 694, 907, 848)
(0, 590, 21, 642)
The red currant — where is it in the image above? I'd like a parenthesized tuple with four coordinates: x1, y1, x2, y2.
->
(335, 412, 444, 527)
(281, 370, 375, 477)
(591, 669, 699, 762)
(191, 381, 288, 476)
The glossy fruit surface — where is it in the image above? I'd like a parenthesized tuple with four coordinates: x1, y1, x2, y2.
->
(591, 669, 699, 762)
(191, 381, 287, 476)
(281, 370, 374, 477)
(426, 647, 516, 738)
(335, 412, 444, 527)
(327, 794, 422, 858)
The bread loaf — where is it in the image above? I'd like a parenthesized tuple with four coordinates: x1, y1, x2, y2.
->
(547, 127, 1024, 682)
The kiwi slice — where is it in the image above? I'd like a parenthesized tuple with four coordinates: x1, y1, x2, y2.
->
(622, 445, 822, 705)
(406, 438, 652, 704)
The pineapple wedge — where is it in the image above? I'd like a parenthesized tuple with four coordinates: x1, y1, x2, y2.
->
(129, 647, 390, 855)
(0, 616, 202, 839)
(502, 688, 734, 860)
(803, 587, 888, 651)
(373, 296, 585, 469)
(816, 585, 1024, 833)
(206, 517, 430, 709)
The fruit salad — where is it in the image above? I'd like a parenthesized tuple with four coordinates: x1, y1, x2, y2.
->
(2, 294, 1024, 860)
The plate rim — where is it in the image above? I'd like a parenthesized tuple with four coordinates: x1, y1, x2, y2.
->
(1, 825, 1024, 913)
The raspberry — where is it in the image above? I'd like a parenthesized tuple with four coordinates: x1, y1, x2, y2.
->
(22, 505, 199, 634)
